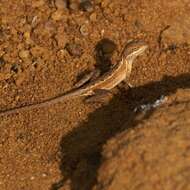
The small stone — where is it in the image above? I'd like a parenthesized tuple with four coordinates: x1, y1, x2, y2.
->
(15, 71, 26, 86)
(24, 31, 30, 40)
(11, 64, 20, 73)
(79, 24, 89, 36)
(80, 0, 94, 12)
(55, 0, 67, 10)
(0, 73, 11, 81)
(90, 12, 97, 21)
(69, 2, 78, 10)
(101, 0, 109, 8)
(65, 43, 83, 57)
(51, 10, 64, 21)
(55, 27, 68, 48)
(31, 16, 38, 28)
(0, 50, 5, 57)
(32, 0, 45, 8)
(19, 50, 30, 59)
(30, 46, 46, 57)
(0, 57, 5, 66)
(42, 173, 47, 177)
(30, 176, 35, 180)
(56, 49, 67, 60)
(24, 31, 33, 44)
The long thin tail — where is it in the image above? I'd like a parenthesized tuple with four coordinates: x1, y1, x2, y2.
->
(0, 88, 86, 116)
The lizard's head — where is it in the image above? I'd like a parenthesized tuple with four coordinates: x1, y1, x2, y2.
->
(122, 40, 148, 63)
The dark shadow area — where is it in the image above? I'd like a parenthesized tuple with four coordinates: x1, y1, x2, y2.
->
(74, 38, 116, 87)
(51, 72, 190, 190)
(94, 38, 117, 73)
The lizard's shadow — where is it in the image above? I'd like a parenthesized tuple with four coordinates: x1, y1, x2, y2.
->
(74, 39, 116, 88)
(94, 38, 117, 73)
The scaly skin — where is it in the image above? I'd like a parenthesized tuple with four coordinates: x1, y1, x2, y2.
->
(0, 41, 148, 116)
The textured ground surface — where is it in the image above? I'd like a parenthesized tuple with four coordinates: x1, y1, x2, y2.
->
(0, 0, 190, 190)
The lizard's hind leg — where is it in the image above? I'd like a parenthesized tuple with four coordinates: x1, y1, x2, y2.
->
(84, 89, 112, 103)
(74, 69, 101, 88)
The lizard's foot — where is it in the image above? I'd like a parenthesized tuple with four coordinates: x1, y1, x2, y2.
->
(118, 79, 133, 91)
(127, 82, 133, 88)
(90, 69, 101, 81)
(74, 69, 101, 88)
(84, 89, 112, 103)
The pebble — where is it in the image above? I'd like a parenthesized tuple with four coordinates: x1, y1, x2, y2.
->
(30, 176, 35, 180)
(79, 24, 89, 36)
(101, 0, 109, 8)
(56, 49, 67, 60)
(0, 73, 11, 81)
(65, 43, 83, 57)
(0, 57, 5, 66)
(69, 2, 78, 10)
(19, 50, 30, 59)
(11, 64, 20, 73)
(42, 173, 47, 177)
(24, 31, 33, 44)
(90, 12, 97, 21)
(80, 0, 94, 12)
(55, 27, 68, 48)
(15, 71, 26, 86)
(55, 0, 67, 10)
(32, 0, 45, 8)
(51, 10, 64, 21)
(31, 16, 38, 28)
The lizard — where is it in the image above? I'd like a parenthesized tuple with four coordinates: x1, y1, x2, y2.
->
(0, 40, 148, 116)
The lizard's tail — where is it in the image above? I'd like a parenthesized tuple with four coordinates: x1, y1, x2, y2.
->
(0, 88, 88, 116)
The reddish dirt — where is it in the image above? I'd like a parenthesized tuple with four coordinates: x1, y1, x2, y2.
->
(0, 0, 189, 190)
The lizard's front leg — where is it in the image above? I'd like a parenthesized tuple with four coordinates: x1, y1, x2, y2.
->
(74, 69, 101, 88)
(123, 78, 133, 88)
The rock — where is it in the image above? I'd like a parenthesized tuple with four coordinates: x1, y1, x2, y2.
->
(79, 24, 89, 36)
(55, 0, 67, 10)
(80, 0, 94, 12)
(65, 43, 83, 57)
(30, 46, 45, 57)
(90, 12, 97, 21)
(56, 49, 67, 61)
(0, 57, 5, 66)
(51, 10, 64, 21)
(32, 0, 45, 8)
(15, 71, 27, 86)
(69, 2, 79, 10)
(23, 31, 33, 44)
(0, 73, 11, 81)
(18, 50, 30, 60)
(93, 89, 190, 190)
(55, 27, 68, 48)
(11, 64, 20, 73)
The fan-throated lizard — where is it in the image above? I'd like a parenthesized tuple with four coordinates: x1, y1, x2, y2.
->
(0, 40, 148, 116)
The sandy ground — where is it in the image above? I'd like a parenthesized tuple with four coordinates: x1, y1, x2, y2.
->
(0, 0, 190, 190)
